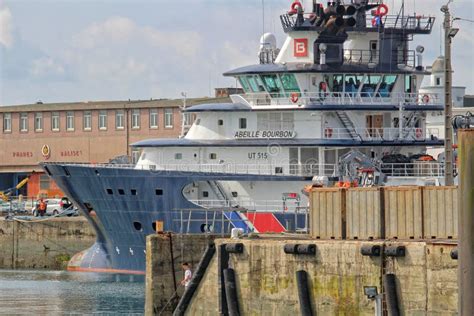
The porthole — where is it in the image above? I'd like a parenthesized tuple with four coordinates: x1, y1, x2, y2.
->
(133, 221, 142, 231)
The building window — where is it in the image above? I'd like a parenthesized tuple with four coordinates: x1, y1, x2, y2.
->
(164, 108, 173, 128)
(149, 109, 158, 129)
(51, 112, 59, 131)
(39, 174, 50, 190)
(20, 113, 28, 132)
(35, 112, 43, 131)
(3, 113, 11, 132)
(99, 110, 107, 130)
(115, 110, 124, 129)
(132, 109, 140, 129)
(83, 111, 92, 130)
(66, 111, 75, 131)
(239, 118, 247, 129)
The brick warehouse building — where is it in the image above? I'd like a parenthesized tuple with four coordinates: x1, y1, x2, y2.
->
(0, 96, 228, 198)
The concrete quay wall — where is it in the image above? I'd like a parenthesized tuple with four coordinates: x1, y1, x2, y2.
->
(183, 238, 457, 315)
(0, 217, 95, 270)
(145, 234, 216, 315)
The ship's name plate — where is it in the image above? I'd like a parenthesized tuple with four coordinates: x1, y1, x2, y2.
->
(234, 130, 296, 139)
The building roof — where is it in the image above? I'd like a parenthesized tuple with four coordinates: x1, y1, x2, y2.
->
(0, 97, 230, 113)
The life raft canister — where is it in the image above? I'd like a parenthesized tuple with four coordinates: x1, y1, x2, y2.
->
(288, 1, 302, 15)
(422, 94, 430, 104)
(290, 92, 299, 103)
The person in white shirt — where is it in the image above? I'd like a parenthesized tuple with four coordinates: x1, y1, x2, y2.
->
(180, 263, 192, 290)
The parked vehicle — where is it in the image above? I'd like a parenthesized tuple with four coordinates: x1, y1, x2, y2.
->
(32, 197, 78, 216)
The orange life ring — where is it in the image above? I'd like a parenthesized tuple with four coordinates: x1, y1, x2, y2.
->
(376, 3, 389, 17)
(415, 128, 423, 139)
(324, 128, 333, 138)
(288, 1, 302, 15)
(290, 92, 299, 103)
(422, 94, 430, 104)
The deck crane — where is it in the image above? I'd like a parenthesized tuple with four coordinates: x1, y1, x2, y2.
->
(0, 176, 29, 202)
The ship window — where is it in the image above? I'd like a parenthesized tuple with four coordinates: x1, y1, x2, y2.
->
(118, 189, 125, 195)
(261, 74, 284, 97)
(131, 189, 137, 195)
(133, 221, 142, 231)
(238, 77, 251, 92)
(218, 119, 223, 126)
(275, 167, 283, 174)
(361, 75, 382, 97)
(175, 153, 182, 160)
(203, 191, 209, 198)
(331, 75, 344, 92)
(344, 74, 363, 93)
(232, 191, 238, 197)
(377, 75, 397, 97)
(279, 74, 300, 93)
(239, 118, 247, 129)
(155, 189, 163, 195)
(436, 77, 441, 86)
(106, 189, 113, 195)
(209, 153, 217, 160)
(246, 76, 260, 92)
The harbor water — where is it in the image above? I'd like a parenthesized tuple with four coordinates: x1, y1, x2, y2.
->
(0, 270, 144, 314)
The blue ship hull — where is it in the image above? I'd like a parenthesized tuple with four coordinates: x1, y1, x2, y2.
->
(43, 164, 310, 274)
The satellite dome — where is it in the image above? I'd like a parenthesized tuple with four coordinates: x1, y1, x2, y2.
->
(259, 33, 277, 51)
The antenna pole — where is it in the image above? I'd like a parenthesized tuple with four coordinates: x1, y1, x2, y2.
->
(442, 3, 454, 186)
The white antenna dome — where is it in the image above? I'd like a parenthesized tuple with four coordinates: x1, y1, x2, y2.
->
(259, 33, 277, 51)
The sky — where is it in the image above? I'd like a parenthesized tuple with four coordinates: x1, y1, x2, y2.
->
(0, 0, 473, 106)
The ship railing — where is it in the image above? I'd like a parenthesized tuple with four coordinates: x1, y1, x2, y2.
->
(323, 127, 440, 141)
(376, 15, 435, 32)
(171, 206, 310, 235)
(381, 162, 445, 177)
(239, 92, 442, 107)
(143, 163, 339, 177)
(189, 199, 302, 212)
(280, 13, 434, 33)
(343, 49, 415, 68)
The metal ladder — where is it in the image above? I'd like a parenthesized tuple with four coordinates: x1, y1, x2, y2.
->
(207, 180, 229, 204)
(335, 111, 361, 140)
